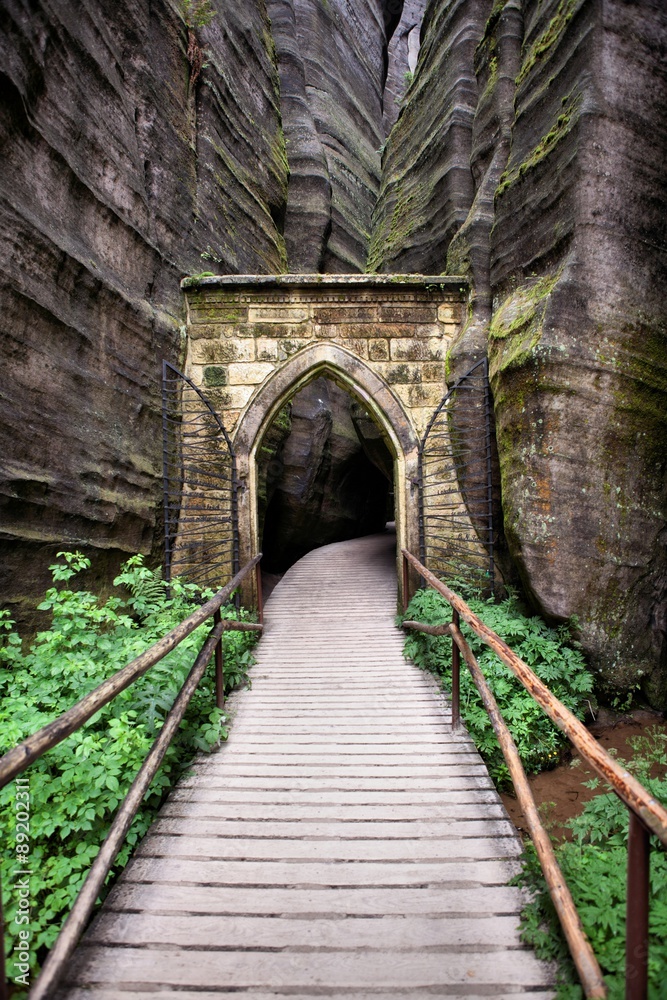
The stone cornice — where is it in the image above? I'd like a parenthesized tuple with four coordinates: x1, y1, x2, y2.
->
(181, 273, 467, 291)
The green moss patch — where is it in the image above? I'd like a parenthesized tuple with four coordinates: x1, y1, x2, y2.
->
(496, 94, 581, 197)
(203, 365, 227, 387)
(516, 0, 579, 87)
(489, 269, 562, 376)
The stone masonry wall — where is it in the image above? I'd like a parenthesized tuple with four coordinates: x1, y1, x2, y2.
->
(180, 274, 467, 607)
(182, 276, 466, 441)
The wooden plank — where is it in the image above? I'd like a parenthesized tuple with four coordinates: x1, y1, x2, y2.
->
(103, 881, 528, 915)
(209, 756, 495, 771)
(86, 912, 525, 949)
(189, 764, 479, 777)
(230, 725, 455, 732)
(168, 784, 496, 803)
(159, 801, 506, 821)
(135, 834, 522, 861)
(176, 773, 491, 790)
(149, 816, 512, 838)
(190, 765, 479, 777)
(223, 733, 467, 745)
(64, 947, 554, 990)
(61, 991, 555, 1000)
(123, 856, 521, 886)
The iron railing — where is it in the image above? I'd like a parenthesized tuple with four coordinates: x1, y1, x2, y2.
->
(418, 358, 496, 594)
(0, 556, 262, 1000)
(402, 548, 667, 1000)
(162, 360, 239, 591)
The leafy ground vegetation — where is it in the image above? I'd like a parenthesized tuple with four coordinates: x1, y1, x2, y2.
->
(518, 727, 667, 999)
(0, 552, 258, 980)
(401, 585, 594, 784)
(401, 585, 667, 998)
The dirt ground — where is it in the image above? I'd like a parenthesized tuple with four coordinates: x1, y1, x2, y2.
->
(500, 708, 667, 842)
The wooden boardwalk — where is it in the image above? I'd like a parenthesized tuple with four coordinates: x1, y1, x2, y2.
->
(59, 532, 555, 999)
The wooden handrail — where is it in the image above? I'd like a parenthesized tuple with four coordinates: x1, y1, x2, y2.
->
(0, 554, 262, 790)
(0, 555, 262, 1000)
(402, 548, 667, 846)
(402, 547, 666, 1000)
(30, 617, 228, 1000)
(449, 621, 606, 997)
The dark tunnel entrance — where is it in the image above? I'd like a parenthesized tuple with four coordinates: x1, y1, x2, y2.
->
(256, 376, 395, 582)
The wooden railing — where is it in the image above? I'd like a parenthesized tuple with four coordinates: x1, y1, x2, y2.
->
(0, 555, 263, 1000)
(402, 548, 667, 1000)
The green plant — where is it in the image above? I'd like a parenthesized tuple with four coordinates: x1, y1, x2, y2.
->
(0, 552, 258, 983)
(181, 0, 216, 29)
(513, 758, 667, 1000)
(513, 733, 667, 997)
(400, 585, 594, 784)
(201, 245, 224, 264)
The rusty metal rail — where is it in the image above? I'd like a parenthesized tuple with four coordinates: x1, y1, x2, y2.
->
(402, 547, 667, 1000)
(0, 555, 262, 1000)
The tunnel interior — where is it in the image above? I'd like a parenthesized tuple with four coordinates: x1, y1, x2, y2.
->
(256, 376, 395, 575)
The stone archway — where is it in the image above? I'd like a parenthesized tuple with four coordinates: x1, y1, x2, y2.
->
(233, 342, 420, 607)
(180, 274, 467, 606)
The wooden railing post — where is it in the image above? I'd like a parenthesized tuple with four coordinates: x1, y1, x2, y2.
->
(626, 811, 650, 1000)
(401, 546, 667, 1000)
(451, 608, 460, 731)
(0, 556, 263, 1000)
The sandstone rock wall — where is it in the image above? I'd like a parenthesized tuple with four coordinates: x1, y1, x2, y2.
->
(488, 0, 667, 705)
(383, 0, 427, 135)
(368, 0, 490, 274)
(369, 0, 667, 705)
(0, 0, 288, 626)
(268, 0, 391, 272)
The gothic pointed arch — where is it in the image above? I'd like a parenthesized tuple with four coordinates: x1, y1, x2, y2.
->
(233, 341, 419, 461)
(232, 342, 421, 606)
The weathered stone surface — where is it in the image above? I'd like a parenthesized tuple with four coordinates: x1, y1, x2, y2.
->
(266, 0, 332, 272)
(270, 0, 390, 272)
(0, 0, 288, 627)
(488, 0, 667, 705)
(367, 0, 667, 704)
(259, 378, 392, 571)
(382, 0, 427, 134)
(446, 0, 522, 374)
(368, 0, 491, 273)
(182, 275, 463, 439)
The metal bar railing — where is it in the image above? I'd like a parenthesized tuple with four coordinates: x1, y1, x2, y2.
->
(0, 555, 263, 1000)
(256, 559, 264, 626)
(401, 548, 667, 1000)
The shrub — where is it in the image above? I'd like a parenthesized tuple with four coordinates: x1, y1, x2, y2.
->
(0, 552, 258, 980)
(401, 585, 594, 784)
(514, 729, 667, 998)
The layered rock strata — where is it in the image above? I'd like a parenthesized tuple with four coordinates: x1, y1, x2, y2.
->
(487, 0, 667, 705)
(368, 0, 490, 274)
(369, 0, 667, 704)
(382, 0, 427, 134)
(0, 0, 288, 626)
(269, 0, 404, 272)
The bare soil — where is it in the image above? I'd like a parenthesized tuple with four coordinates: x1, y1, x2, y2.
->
(501, 708, 667, 842)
